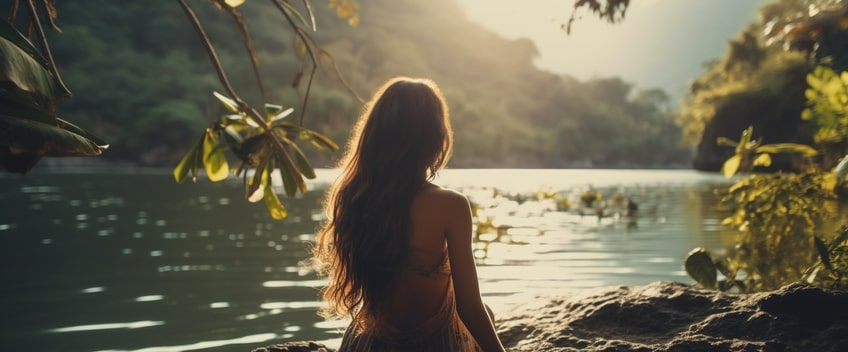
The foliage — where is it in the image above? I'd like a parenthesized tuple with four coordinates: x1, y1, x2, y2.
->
(173, 92, 338, 220)
(763, 0, 848, 70)
(804, 225, 848, 290)
(677, 26, 809, 148)
(10, 0, 691, 170)
(167, 0, 354, 219)
(686, 170, 836, 292)
(565, 0, 630, 33)
(0, 1, 107, 173)
(716, 126, 818, 178)
(802, 65, 848, 166)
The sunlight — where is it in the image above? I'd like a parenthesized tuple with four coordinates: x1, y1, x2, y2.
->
(455, 0, 767, 99)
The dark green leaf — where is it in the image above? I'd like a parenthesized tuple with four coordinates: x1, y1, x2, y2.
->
(0, 114, 107, 158)
(0, 25, 66, 100)
(814, 236, 833, 271)
(685, 247, 717, 289)
(286, 138, 316, 179)
(0, 19, 49, 68)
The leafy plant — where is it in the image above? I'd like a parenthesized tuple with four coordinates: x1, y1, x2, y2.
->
(686, 170, 836, 292)
(802, 65, 848, 145)
(0, 1, 107, 173)
(804, 226, 848, 290)
(173, 91, 337, 220)
(168, 0, 362, 219)
(716, 125, 818, 178)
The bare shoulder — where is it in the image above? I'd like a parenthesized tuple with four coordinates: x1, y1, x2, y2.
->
(417, 185, 470, 208)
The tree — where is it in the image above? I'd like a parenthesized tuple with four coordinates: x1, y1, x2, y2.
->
(2, 0, 679, 219)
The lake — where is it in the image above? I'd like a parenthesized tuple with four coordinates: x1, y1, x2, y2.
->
(0, 168, 734, 351)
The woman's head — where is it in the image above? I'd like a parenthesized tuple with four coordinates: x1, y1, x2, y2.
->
(342, 77, 452, 181)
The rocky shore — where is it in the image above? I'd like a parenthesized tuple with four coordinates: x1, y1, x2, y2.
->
(252, 281, 848, 352)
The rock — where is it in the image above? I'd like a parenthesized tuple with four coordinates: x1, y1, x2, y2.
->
(250, 341, 334, 352)
(497, 281, 848, 352)
(252, 281, 848, 352)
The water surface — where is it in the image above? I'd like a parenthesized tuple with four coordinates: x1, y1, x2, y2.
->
(0, 168, 733, 351)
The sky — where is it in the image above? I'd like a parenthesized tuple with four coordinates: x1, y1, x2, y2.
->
(456, 0, 769, 101)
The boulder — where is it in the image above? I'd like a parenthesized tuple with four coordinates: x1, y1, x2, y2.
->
(252, 281, 848, 351)
(498, 281, 848, 351)
(251, 341, 333, 352)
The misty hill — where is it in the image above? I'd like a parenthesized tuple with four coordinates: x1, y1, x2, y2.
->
(26, 0, 693, 168)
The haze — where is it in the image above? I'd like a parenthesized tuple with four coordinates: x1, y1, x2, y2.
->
(457, 0, 769, 101)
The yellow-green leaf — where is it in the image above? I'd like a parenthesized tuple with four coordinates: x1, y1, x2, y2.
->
(225, 0, 245, 7)
(805, 88, 817, 101)
(716, 137, 738, 148)
(840, 71, 848, 85)
(801, 108, 814, 120)
(202, 129, 230, 182)
(722, 155, 742, 178)
(173, 139, 203, 183)
(263, 182, 287, 220)
(753, 153, 772, 168)
(757, 143, 819, 157)
(305, 130, 339, 150)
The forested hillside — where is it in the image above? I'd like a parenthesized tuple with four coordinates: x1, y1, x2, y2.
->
(22, 0, 693, 168)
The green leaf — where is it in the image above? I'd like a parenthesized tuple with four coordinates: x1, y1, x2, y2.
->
(277, 154, 299, 197)
(0, 19, 49, 67)
(286, 138, 316, 179)
(0, 114, 107, 158)
(685, 247, 717, 289)
(173, 137, 204, 183)
(814, 236, 833, 271)
(213, 91, 239, 113)
(0, 24, 63, 100)
(202, 129, 230, 182)
(263, 181, 287, 220)
(304, 130, 339, 150)
(721, 155, 741, 178)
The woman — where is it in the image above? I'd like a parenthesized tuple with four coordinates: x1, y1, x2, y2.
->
(312, 77, 505, 351)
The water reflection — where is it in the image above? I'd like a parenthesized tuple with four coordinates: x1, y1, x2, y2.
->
(123, 333, 277, 352)
(49, 320, 164, 333)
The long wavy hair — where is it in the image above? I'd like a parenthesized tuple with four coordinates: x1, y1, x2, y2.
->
(313, 77, 453, 330)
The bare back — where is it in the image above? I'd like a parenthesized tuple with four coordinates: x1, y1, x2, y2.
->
(385, 184, 463, 329)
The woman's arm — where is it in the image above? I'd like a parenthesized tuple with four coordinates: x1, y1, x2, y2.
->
(444, 191, 505, 352)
